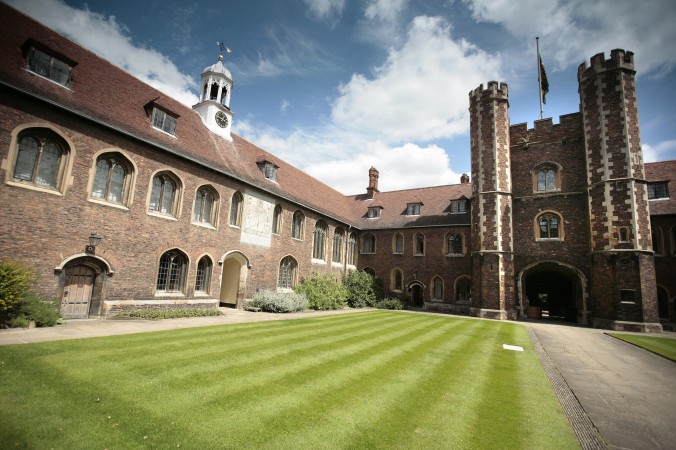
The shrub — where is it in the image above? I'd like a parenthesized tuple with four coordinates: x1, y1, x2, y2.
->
(249, 290, 307, 313)
(16, 293, 61, 327)
(113, 308, 222, 319)
(343, 270, 382, 308)
(294, 272, 348, 310)
(0, 260, 35, 312)
(375, 297, 406, 310)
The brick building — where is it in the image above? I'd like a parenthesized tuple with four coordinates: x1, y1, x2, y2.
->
(0, 4, 673, 331)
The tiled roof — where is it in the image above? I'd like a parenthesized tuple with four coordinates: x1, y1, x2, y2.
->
(347, 183, 472, 229)
(645, 160, 676, 216)
(0, 3, 355, 225)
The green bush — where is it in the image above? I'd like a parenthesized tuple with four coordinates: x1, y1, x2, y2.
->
(375, 297, 406, 310)
(113, 308, 222, 319)
(294, 272, 348, 310)
(16, 293, 61, 327)
(0, 260, 35, 312)
(249, 290, 307, 313)
(343, 270, 382, 308)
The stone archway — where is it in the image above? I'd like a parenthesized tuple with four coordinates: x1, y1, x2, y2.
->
(219, 251, 249, 308)
(408, 282, 425, 308)
(55, 254, 113, 319)
(518, 261, 587, 324)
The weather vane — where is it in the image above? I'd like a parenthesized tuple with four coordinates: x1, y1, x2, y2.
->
(216, 41, 232, 56)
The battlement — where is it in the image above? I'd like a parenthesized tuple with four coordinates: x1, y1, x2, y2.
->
(578, 49, 635, 82)
(469, 81, 508, 101)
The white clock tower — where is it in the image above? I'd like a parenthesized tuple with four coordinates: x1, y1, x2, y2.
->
(193, 55, 234, 140)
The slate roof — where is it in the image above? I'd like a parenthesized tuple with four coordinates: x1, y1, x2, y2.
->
(347, 184, 472, 229)
(645, 160, 676, 216)
(0, 3, 355, 225)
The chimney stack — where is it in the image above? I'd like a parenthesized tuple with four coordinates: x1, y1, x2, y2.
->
(366, 167, 379, 199)
(460, 173, 470, 184)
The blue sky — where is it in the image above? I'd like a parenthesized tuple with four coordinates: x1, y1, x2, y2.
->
(8, 0, 676, 194)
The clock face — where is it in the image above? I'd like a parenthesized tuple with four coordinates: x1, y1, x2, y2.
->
(215, 111, 228, 128)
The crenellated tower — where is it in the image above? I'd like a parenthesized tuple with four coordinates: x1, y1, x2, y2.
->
(578, 49, 661, 331)
(468, 81, 516, 320)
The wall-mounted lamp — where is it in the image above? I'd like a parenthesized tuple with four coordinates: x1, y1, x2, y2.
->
(85, 232, 103, 255)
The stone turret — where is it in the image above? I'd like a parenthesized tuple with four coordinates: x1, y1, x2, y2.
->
(468, 81, 515, 320)
(578, 49, 660, 331)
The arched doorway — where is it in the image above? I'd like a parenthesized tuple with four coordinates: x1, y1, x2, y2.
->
(657, 286, 671, 323)
(519, 261, 586, 324)
(55, 254, 113, 319)
(219, 252, 249, 308)
(409, 282, 424, 308)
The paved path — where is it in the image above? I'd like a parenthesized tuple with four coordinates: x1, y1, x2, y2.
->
(1, 310, 674, 450)
(0, 308, 367, 345)
(528, 322, 676, 450)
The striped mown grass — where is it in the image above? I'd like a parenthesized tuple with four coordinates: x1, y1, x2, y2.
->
(0, 311, 579, 449)
(607, 332, 676, 361)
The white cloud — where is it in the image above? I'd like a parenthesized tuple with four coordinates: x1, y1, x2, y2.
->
(7, 0, 199, 106)
(303, 0, 346, 22)
(642, 140, 676, 163)
(365, 0, 409, 23)
(280, 99, 290, 114)
(464, 0, 676, 77)
(333, 16, 501, 144)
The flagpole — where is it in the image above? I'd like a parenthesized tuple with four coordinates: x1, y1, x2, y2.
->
(537, 36, 543, 120)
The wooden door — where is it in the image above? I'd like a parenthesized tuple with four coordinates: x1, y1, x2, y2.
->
(61, 265, 95, 319)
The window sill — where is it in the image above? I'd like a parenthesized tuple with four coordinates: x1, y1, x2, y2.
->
(446, 253, 464, 257)
(154, 292, 186, 298)
(147, 211, 178, 221)
(192, 221, 217, 230)
(88, 197, 130, 211)
(151, 126, 177, 138)
(291, 237, 304, 242)
(536, 238, 563, 242)
(24, 68, 72, 89)
(414, 253, 425, 257)
(361, 252, 375, 255)
(331, 262, 343, 268)
(6, 179, 63, 196)
(311, 258, 327, 265)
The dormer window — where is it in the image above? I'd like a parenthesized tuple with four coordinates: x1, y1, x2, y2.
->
(406, 203, 421, 216)
(151, 107, 177, 135)
(450, 199, 467, 213)
(257, 160, 278, 181)
(367, 207, 381, 219)
(648, 182, 669, 200)
(27, 46, 72, 86)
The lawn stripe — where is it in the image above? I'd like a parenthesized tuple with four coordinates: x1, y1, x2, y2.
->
(267, 316, 489, 449)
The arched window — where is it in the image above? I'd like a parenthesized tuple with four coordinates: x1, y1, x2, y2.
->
(533, 164, 559, 192)
(364, 267, 376, 277)
(313, 221, 327, 260)
(415, 233, 425, 255)
(149, 173, 180, 216)
(447, 233, 463, 255)
(652, 227, 663, 255)
(391, 269, 403, 292)
(193, 186, 218, 226)
(92, 153, 131, 205)
(393, 233, 404, 254)
(432, 277, 443, 301)
(292, 210, 304, 240)
(156, 250, 188, 293)
(456, 277, 472, 303)
(671, 226, 676, 256)
(362, 233, 376, 254)
(13, 131, 68, 190)
(229, 191, 243, 227)
(195, 256, 212, 294)
(333, 227, 344, 263)
(278, 256, 298, 289)
(272, 205, 282, 235)
(347, 233, 357, 265)
(538, 213, 561, 239)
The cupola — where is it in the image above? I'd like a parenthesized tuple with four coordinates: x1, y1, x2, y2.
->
(193, 54, 234, 140)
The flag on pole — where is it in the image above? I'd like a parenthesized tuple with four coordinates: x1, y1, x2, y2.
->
(538, 52, 549, 104)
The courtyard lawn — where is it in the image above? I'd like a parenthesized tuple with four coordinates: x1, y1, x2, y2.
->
(0, 311, 578, 449)
(607, 332, 676, 361)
